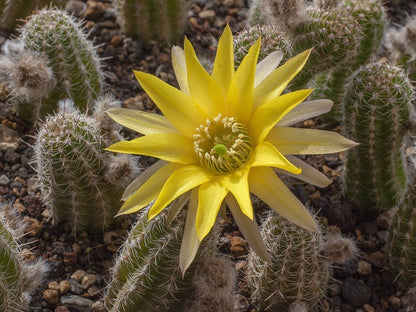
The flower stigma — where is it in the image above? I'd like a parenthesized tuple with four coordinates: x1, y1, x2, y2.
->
(193, 113, 251, 174)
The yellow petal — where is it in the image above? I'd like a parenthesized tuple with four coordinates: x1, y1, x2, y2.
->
(184, 37, 226, 117)
(148, 165, 212, 220)
(134, 71, 202, 136)
(249, 167, 318, 232)
(212, 24, 234, 97)
(226, 194, 270, 261)
(106, 133, 198, 165)
(221, 168, 253, 220)
(254, 49, 312, 109)
(249, 141, 301, 174)
(106, 108, 176, 135)
(255, 51, 283, 87)
(172, 46, 190, 94)
(227, 38, 261, 122)
(196, 181, 228, 241)
(122, 160, 167, 200)
(267, 127, 359, 155)
(249, 89, 313, 144)
(179, 189, 200, 276)
(117, 163, 181, 215)
(166, 191, 190, 226)
(277, 99, 333, 127)
(275, 155, 331, 188)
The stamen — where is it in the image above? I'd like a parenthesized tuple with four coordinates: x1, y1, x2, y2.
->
(193, 114, 252, 174)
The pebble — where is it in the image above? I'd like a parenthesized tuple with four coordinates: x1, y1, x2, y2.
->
(376, 230, 389, 244)
(82, 274, 97, 290)
(59, 280, 71, 295)
(48, 281, 60, 290)
(43, 289, 60, 305)
(229, 236, 246, 257)
(69, 279, 84, 295)
(363, 303, 375, 312)
(0, 174, 9, 185)
(63, 252, 78, 266)
(65, 0, 87, 17)
(23, 216, 43, 236)
(199, 9, 216, 20)
(341, 278, 372, 307)
(91, 301, 105, 312)
(388, 295, 401, 309)
(4, 149, 20, 163)
(366, 251, 385, 269)
(84, 0, 105, 21)
(0, 124, 19, 151)
(54, 306, 70, 312)
(356, 260, 372, 275)
(376, 207, 397, 229)
(60, 295, 93, 311)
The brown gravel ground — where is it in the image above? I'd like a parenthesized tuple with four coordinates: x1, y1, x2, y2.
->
(1, 0, 416, 311)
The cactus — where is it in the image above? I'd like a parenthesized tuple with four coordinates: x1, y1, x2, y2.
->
(343, 61, 414, 214)
(0, 0, 65, 32)
(0, 205, 47, 311)
(104, 209, 216, 312)
(34, 102, 135, 233)
(234, 25, 294, 67)
(247, 211, 329, 311)
(114, 0, 189, 46)
(1, 8, 103, 122)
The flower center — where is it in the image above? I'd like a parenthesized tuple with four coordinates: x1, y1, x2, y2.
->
(193, 113, 252, 174)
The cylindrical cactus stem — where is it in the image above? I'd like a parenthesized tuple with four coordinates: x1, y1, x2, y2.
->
(343, 61, 414, 214)
(0, 206, 47, 311)
(387, 142, 416, 289)
(34, 108, 132, 233)
(291, 8, 362, 90)
(246, 211, 329, 311)
(234, 25, 294, 67)
(13, 8, 103, 121)
(104, 209, 216, 312)
(0, 0, 65, 32)
(114, 0, 189, 46)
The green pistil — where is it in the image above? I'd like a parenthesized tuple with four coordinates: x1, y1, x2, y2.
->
(214, 144, 227, 156)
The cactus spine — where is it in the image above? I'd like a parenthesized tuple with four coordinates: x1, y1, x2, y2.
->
(0, 0, 65, 32)
(104, 209, 215, 312)
(247, 211, 329, 311)
(114, 0, 189, 46)
(34, 102, 134, 233)
(9, 8, 103, 121)
(343, 62, 414, 214)
(0, 208, 47, 311)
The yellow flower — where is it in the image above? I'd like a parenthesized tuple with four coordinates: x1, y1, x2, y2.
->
(106, 25, 357, 273)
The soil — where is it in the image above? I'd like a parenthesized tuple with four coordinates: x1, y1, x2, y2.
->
(0, 0, 416, 312)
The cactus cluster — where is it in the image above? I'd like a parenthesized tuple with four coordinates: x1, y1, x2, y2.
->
(246, 211, 329, 311)
(0, 205, 47, 311)
(104, 208, 217, 312)
(114, 0, 189, 46)
(0, 8, 103, 122)
(34, 99, 136, 233)
(343, 61, 414, 214)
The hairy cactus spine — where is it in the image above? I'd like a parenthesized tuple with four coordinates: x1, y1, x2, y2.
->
(114, 0, 189, 46)
(0, 209, 47, 311)
(343, 62, 414, 214)
(34, 108, 129, 233)
(16, 8, 102, 121)
(0, 0, 65, 32)
(247, 211, 329, 311)
(104, 209, 215, 312)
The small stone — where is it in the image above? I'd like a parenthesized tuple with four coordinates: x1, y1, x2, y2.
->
(23, 216, 43, 236)
(69, 279, 83, 295)
(84, 0, 105, 21)
(12, 200, 25, 213)
(0, 174, 9, 185)
(198, 9, 216, 20)
(82, 274, 97, 290)
(4, 149, 20, 163)
(71, 270, 87, 283)
(388, 295, 401, 309)
(229, 236, 246, 257)
(356, 260, 372, 275)
(363, 303, 375, 312)
(59, 280, 71, 295)
(367, 251, 385, 269)
(43, 289, 60, 305)
(48, 281, 60, 290)
(110, 35, 122, 46)
(376, 230, 389, 244)
(54, 306, 70, 312)
(87, 285, 100, 297)
(66, 0, 87, 17)
(60, 295, 93, 311)
(377, 207, 397, 229)
(72, 243, 82, 253)
(63, 252, 78, 266)
(91, 301, 105, 312)
(0, 124, 19, 151)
